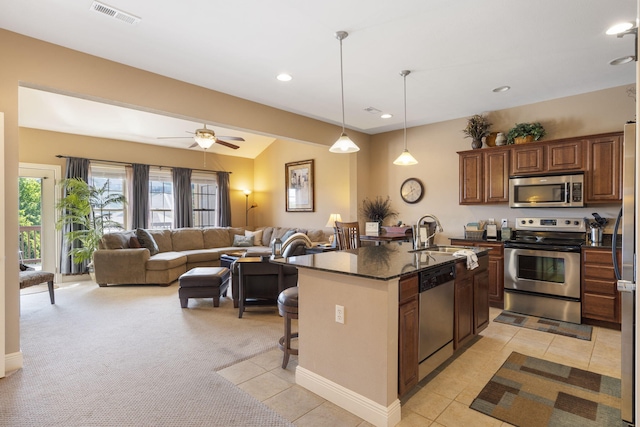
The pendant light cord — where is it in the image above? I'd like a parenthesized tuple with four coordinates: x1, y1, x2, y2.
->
(339, 36, 346, 133)
(403, 73, 407, 150)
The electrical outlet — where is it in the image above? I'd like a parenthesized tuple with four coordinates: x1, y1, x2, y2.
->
(335, 305, 344, 324)
(501, 219, 508, 228)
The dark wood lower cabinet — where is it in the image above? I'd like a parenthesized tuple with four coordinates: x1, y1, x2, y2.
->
(398, 256, 489, 397)
(582, 247, 621, 329)
(454, 255, 489, 350)
(398, 274, 419, 397)
(451, 240, 503, 308)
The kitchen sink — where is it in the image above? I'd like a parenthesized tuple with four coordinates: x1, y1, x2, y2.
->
(409, 245, 471, 254)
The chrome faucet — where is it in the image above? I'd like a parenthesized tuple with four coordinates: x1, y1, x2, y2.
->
(414, 214, 444, 250)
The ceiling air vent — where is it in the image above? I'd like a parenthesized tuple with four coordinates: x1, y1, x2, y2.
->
(90, 1, 141, 25)
(364, 107, 382, 114)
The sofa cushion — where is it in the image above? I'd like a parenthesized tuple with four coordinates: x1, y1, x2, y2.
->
(129, 236, 141, 248)
(172, 228, 204, 251)
(233, 235, 254, 247)
(180, 249, 221, 264)
(146, 251, 187, 271)
(203, 228, 232, 248)
(229, 227, 245, 240)
(137, 229, 159, 256)
(305, 229, 327, 243)
(245, 229, 263, 246)
(101, 231, 136, 249)
(256, 226, 274, 246)
(148, 229, 173, 253)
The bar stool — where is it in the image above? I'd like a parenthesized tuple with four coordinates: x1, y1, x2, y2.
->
(277, 287, 298, 369)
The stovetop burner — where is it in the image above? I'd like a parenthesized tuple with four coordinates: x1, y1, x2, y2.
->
(505, 217, 587, 250)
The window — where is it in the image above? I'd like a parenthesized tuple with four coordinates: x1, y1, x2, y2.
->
(192, 172, 218, 227)
(149, 168, 173, 229)
(90, 163, 126, 231)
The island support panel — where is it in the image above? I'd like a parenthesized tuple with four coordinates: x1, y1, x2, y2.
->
(295, 268, 401, 427)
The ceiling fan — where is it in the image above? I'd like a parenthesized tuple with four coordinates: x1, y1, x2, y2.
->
(158, 124, 245, 150)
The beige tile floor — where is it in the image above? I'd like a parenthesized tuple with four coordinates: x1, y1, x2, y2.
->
(218, 307, 622, 426)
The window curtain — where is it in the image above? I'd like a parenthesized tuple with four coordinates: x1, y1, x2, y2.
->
(172, 167, 193, 228)
(217, 172, 231, 227)
(60, 157, 90, 275)
(131, 163, 150, 229)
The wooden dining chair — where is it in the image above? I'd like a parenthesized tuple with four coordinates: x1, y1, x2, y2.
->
(335, 221, 361, 250)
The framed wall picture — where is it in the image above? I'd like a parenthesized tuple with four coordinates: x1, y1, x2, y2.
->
(285, 159, 314, 212)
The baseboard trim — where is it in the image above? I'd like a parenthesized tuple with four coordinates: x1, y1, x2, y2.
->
(5, 350, 23, 375)
(296, 366, 401, 427)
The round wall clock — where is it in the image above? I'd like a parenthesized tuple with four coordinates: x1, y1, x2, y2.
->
(400, 178, 424, 204)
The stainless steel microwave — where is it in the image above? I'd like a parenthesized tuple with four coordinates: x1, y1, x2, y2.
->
(509, 174, 584, 208)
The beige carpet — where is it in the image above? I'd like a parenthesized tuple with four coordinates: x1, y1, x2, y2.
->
(1, 280, 293, 426)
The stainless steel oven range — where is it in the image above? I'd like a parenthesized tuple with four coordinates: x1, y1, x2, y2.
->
(504, 217, 586, 324)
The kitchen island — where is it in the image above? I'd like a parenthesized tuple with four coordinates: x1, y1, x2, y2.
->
(273, 243, 489, 427)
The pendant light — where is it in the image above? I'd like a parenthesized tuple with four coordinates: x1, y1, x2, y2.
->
(393, 70, 418, 165)
(329, 31, 360, 154)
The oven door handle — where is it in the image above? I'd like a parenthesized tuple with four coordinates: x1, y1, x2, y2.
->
(565, 182, 570, 204)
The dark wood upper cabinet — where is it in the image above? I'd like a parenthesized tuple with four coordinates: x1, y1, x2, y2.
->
(547, 140, 584, 171)
(459, 148, 508, 204)
(585, 134, 622, 203)
(458, 131, 622, 205)
(510, 144, 545, 175)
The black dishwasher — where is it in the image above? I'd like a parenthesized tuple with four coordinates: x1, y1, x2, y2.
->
(418, 263, 456, 380)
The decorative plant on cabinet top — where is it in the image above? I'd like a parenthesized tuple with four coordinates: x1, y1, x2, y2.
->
(506, 122, 546, 144)
(463, 114, 492, 149)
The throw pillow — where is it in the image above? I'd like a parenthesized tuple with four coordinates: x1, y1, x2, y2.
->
(280, 229, 296, 243)
(129, 236, 141, 248)
(136, 228, 159, 256)
(245, 229, 264, 246)
(233, 235, 255, 247)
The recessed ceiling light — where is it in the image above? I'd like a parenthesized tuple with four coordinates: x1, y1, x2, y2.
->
(381, 113, 392, 119)
(276, 73, 292, 82)
(609, 55, 635, 65)
(606, 22, 635, 35)
(492, 86, 511, 93)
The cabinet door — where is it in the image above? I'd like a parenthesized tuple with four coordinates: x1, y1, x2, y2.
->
(475, 242, 504, 308)
(510, 145, 545, 175)
(398, 274, 419, 397)
(547, 140, 584, 171)
(454, 274, 474, 349)
(474, 268, 490, 333)
(398, 296, 419, 396)
(586, 135, 622, 202)
(484, 150, 509, 203)
(459, 152, 483, 204)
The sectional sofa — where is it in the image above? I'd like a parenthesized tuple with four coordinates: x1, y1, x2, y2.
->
(93, 226, 330, 287)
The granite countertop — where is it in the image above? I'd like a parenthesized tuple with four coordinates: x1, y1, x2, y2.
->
(272, 242, 489, 281)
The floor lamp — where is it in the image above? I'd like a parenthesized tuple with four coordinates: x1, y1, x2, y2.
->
(244, 190, 257, 226)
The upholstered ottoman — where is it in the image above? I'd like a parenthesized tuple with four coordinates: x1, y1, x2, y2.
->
(178, 267, 230, 308)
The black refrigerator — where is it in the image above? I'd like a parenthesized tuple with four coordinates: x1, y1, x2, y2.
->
(614, 122, 637, 426)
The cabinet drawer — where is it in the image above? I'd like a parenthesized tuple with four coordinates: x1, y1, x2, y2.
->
(582, 293, 617, 322)
(583, 249, 616, 265)
(583, 278, 617, 295)
(399, 274, 418, 302)
(584, 264, 615, 281)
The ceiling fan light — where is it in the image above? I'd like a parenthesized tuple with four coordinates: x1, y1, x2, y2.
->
(329, 132, 360, 153)
(194, 134, 214, 149)
(393, 149, 418, 165)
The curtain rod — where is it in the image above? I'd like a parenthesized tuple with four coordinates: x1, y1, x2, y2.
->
(55, 155, 231, 174)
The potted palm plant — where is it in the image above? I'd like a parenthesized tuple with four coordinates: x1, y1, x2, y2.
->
(56, 178, 126, 277)
(463, 114, 492, 149)
(506, 122, 546, 144)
